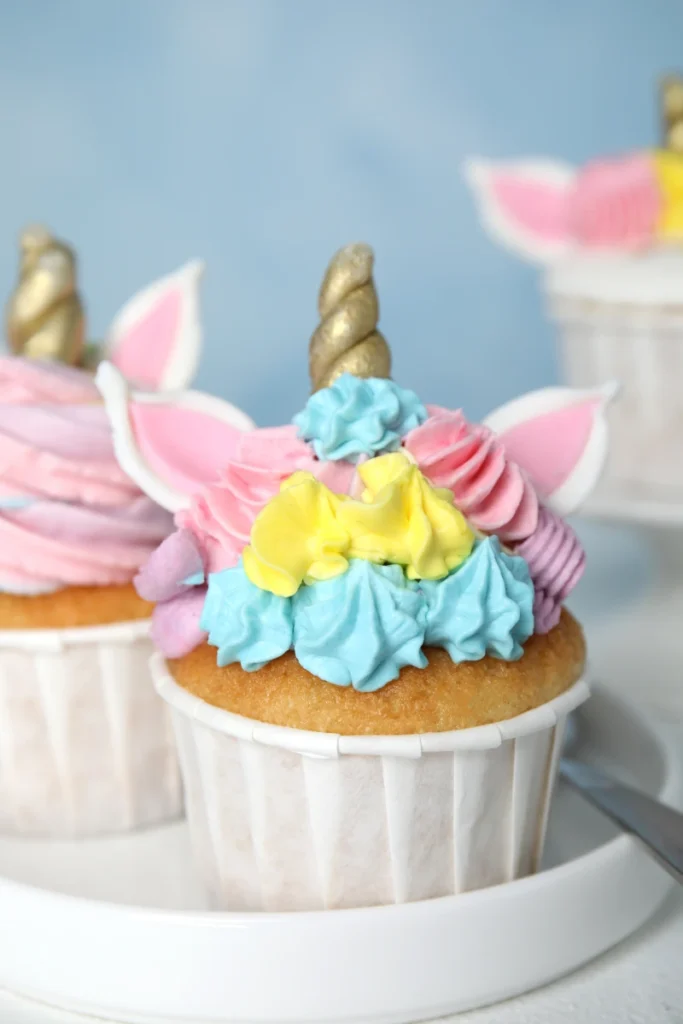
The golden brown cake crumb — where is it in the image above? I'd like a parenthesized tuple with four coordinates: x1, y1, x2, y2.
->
(0, 584, 153, 630)
(169, 609, 586, 735)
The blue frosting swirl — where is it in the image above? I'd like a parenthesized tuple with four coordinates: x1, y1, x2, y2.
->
(293, 373, 428, 462)
(201, 563, 293, 670)
(293, 560, 427, 691)
(200, 544, 535, 686)
(420, 537, 534, 662)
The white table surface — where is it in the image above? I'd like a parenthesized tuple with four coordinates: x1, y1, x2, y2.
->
(2, 520, 683, 1023)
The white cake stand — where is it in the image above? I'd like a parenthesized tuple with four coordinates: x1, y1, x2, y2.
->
(581, 482, 683, 717)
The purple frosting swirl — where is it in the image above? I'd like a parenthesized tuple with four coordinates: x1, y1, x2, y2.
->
(514, 506, 585, 634)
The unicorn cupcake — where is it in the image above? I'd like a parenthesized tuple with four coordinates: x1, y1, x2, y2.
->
(466, 77, 683, 503)
(0, 226, 233, 837)
(98, 242, 613, 910)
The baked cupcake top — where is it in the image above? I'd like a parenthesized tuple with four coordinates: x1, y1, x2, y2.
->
(98, 241, 613, 693)
(466, 78, 683, 263)
(0, 227, 206, 595)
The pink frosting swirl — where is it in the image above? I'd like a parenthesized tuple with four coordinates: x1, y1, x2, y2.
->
(139, 426, 356, 657)
(403, 408, 539, 542)
(0, 357, 172, 594)
(177, 425, 355, 573)
(514, 506, 585, 634)
(0, 357, 99, 404)
(567, 153, 661, 250)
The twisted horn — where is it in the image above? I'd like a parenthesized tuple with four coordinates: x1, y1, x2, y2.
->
(308, 242, 391, 391)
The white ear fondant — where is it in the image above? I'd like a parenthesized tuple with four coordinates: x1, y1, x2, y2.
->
(96, 362, 255, 513)
(484, 381, 619, 516)
(465, 158, 576, 265)
(103, 260, 204, 391)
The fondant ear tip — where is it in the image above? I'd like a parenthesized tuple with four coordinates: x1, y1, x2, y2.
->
(601, 379, 621, 403)
(463, 158, 492, 189)
(95, 360, 125, 393)
(183, 258, 205, 279)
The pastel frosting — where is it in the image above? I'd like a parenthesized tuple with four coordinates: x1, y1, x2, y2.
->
(470, 149, 683, 258)
(293, 374, 427, 461)
(242, 454, 475, 597)
(514, 506, 585, 635)
(569, 153, 662, 250)
(338, 453, 475, 580)
(135, 376, 589, 684)
(177, 425, 354, 573)
(198, 541, 534, 688)
(143, 426, 356, 654)
(403, 409, 538, 542)
(202, 563, 293, 670)
(0, 357, 171, 594)
(196, 460, 535, 689)
(421, 538, 534, 662)
(653, 150, 683, 240)
(243, 472, 349, 597)
(293, 561, 427, 691)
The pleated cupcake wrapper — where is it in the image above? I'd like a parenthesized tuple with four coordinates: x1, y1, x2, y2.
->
(548, 295, 683, 494)
(152, 653, 589, 912)
(0, 621, 182, 838)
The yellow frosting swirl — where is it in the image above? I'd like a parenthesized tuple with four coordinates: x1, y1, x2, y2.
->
(242, 472, 349, 597)
(242, 454, 476, 595)
(653, 150, 683, 240)
(338, 453, 475, 580)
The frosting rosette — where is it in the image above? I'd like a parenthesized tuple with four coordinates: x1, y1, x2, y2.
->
(0, 357, 171, 594)
(339, 452, 475, 580)
(144, 428, 355, 653)
(403, 409, 538, 542)
(652, 149, 683, 241)
(151, 588, 207, 659)
(243, 473, 350, 597)
(202, 563, 293, 670)
(420, 537, 534, 662)
(135, 527, 205, 603)
(241, 453, 476, 596)
(293, 560, 427, 691)
(293, 374, 427, 462)
(177, 425, 354, 574)
(134, 528, 208, 657)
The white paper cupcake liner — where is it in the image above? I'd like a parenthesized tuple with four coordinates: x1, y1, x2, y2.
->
(548, 295, 683, 495)
(152, 653, 589, 911)
(0, 621, 182, 838)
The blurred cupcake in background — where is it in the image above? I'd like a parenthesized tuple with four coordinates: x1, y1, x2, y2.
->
(97, 243, 613, 911)
(0, 225, 239, 837)
(466, 76, 683, 502)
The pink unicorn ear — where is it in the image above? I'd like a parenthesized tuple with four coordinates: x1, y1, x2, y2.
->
(483, 382, 619, 516)
(465, 159, 576, 264)
(95, 362, 255, 512)
(102, 261, 203, 391)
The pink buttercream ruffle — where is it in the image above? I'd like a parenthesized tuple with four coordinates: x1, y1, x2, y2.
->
(0, 357, 100, 405)
(567, 153, 661, 251)
(514, 506, 585, 635)
(0, 357, 172, 593)
(142, 426, 356, 657)
(403, 408, 539, 542)
(178, 425, 355, 573)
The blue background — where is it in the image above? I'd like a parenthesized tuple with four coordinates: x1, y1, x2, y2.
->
(0, 0, 678, 426)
